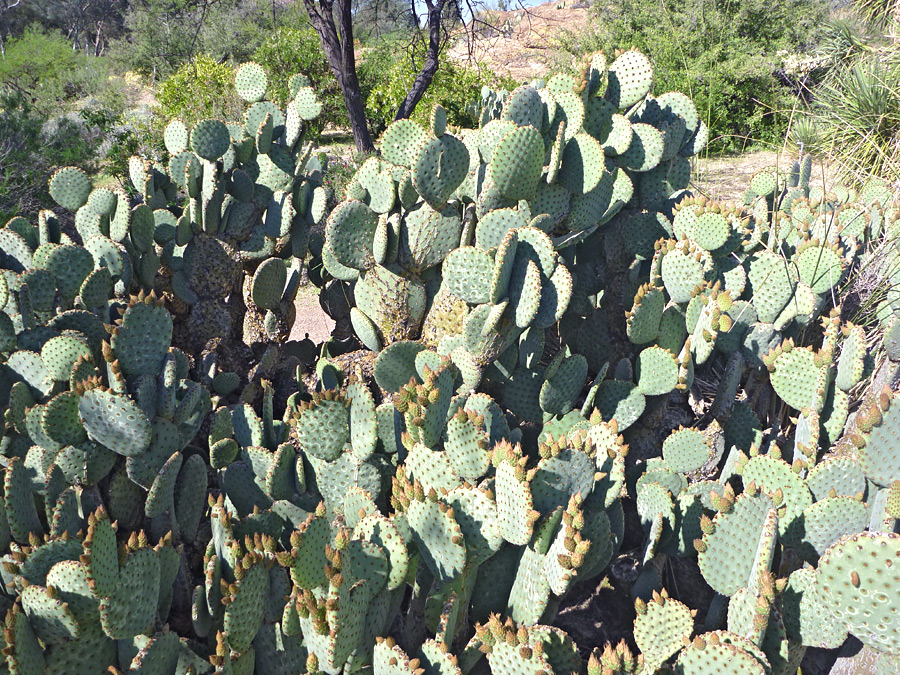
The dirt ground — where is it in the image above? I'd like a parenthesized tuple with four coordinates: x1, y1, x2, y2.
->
(291, 283, 335, 344)
(691, 150, 836, 202)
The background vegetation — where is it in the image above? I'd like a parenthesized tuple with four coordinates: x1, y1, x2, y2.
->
(0, 0, 897, 222)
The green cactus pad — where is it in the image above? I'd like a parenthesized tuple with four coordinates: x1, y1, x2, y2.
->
(662, 427, 713, 473)
(795, 242, 844, 294)
(741, 453, 812, 542)
(635, 595, 694, 671)
(444, 411, 491, 481)
(99, 546, 160, 639)
(191, 119, 231, 161)
(355, 514, 409, 590)
(292, 396, 350, 461)
(325, 200, 380, 270)
(539, 353, 588, 415)
(412, 134, 470, 209)
(407, 496, 466, 583)
(660, 241, 712, 303)
(503, 85, 543, 129)
(40, 334, 91, 381)
(747, 251, 795, 323)
(616, 123, 664, 172)
(77, 389, 152, 457)
(42, 390, 87, 446)
(627, 283, 666, 344)
(49, 166, 92, 211)
(835, 324, 865, 392)
(800, 496, 868, 559)
(768, 345, 824, 411)
(488, 125, 545, 201)
(508, 259, 543, 328)
(854, 391, 900, 486)
(111, 300, 173, 378)
(698, 492, 774, 596)
(144, 451, 184, 518)
(163, 119, 189, 154)
(292, 86, 322, 120)
(816, 532, 900, 655)
(749, 168, 778, 196)
(782, 567, 848, 649)
(223, 557, 268, 652)
(476, 208, 527, 252)
(593, 380, 646, 431)
(675, 636, 766, 674)
(804, 457, 866, 501)
(235, 62, 268, 102)
(558, 132, 608, 196)
(605, 49, 654, 109)
(251, 258, 287, 311)
(495, 459, 535, 545)
(381, 119, 429, 167)
(443, 246, 494, 305)
(636, 345, 679, 396)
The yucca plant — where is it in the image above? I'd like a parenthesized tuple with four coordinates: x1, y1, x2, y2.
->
(813, 52, 900, 183)
(851, 0, 900, 33)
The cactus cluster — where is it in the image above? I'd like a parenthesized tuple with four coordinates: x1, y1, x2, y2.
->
(1, 51, 899, 674)
(139, 63, 327, 404)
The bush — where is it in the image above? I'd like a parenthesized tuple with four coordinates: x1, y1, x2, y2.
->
(557, 0, 828, 153)
(362, 41, 517, 135)
(156, 54, 242, 128)
(0, 27, 78, 111)
(0, 27, 125, 117)
(253, 26, 345, 135)
(0, 91, 98, 222)
(812, 52, 900, 183)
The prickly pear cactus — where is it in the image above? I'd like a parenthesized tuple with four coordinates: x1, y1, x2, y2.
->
(4, 43, 900, 675)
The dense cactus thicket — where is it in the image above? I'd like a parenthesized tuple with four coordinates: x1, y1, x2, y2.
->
(0, 53, 898, 674)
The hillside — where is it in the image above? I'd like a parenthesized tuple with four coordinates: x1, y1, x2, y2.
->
(447, 0, 592, 80)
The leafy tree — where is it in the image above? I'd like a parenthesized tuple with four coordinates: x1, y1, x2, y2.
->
(0, 0, 126, 55)
(0, 27, 79, 106)
(253, 26, 347, 134)
(113, 0, 291, 78)
(303, 0, 474, 152)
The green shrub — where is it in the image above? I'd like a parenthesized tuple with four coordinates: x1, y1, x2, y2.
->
(156, 54, 242, 128)
(0, 27, 78, 110)
(252, 26, 345, 135)
(0, 27, 125, 117)
(558, 0, 828, 153)
(362, 41, 517, 135)
(0, 91, 98, 221)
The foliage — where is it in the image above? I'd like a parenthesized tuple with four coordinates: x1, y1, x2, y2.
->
(362, 40, 517, 135)
(3, 49, 900, 675)
(0, 91, 100, 222)
(155, 54, 242, 129)
(111, 0, 300, 78)
(253, 26, 346, 135)
(0, 26, 129, 122)
(0, 27, 81, 111)
(812, 52, 900, 183)
(556, 0, 829, 153)
(851, 0, 900, 31)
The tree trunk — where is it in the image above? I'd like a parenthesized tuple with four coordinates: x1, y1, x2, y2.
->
(394, 0, 446, 121)
(304, 0, 375, 154)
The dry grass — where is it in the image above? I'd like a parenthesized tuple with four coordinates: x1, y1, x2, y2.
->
(691, 151, 838, 203)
